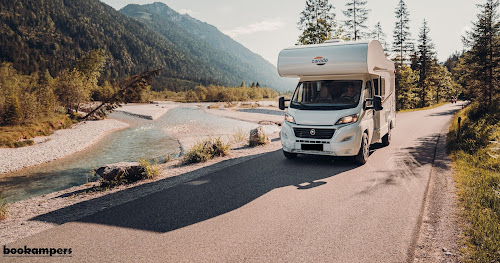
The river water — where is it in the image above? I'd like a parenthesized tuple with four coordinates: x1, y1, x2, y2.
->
(0, 105, 281, 203)
(0, 111, 180, 203)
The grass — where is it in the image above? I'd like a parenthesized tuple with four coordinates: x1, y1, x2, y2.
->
(447, 102, 500, 262)
(229, 128, 248, 144)
(0, 114, 75, 148)
(139, 157, 160, 179)
(397, 102, 449, 113)
(182, 137, 229, 165)
(0, 192, 8, 220)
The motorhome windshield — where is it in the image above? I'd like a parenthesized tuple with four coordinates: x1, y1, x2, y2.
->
(290, 80, 362, 110)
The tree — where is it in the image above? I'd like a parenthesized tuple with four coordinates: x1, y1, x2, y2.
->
(395, 64, 419, 110)
(3, 90, 22, 125)
(392, 0, 413, 66)
(370, 22, 389, 52)
(343, 0, 370, 40)
(460, 0, 500, 105)
(83, 69, 162, 120)
(54, 69, 89, 113)
(415, 19, 438, 107)
(297, 0, 337, 44)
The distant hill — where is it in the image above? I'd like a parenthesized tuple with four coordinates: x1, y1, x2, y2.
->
(120, 2, 295, 91)
(0, 0, 294, 91)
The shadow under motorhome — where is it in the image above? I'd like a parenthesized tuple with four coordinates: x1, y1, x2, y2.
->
(277, 40, 395, 165)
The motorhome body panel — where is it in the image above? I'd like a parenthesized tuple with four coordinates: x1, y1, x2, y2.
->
(278, 40, 394, 78)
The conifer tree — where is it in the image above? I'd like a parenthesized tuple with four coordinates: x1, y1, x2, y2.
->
(370, 22, 388, 51)
(461, 0, 500, 105)
(343, 0, 370, 40)
(415, 19, 437, 107)
(392, 0, 413, 66)
(297, 0, 337, 44)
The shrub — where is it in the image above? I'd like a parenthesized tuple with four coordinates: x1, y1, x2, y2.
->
(230, 128, 248, 144)
(139, 158, 160, 179)
(182, 137, 229, 164)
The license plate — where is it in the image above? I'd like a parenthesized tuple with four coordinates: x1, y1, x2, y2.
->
(301, 144, 323, 151)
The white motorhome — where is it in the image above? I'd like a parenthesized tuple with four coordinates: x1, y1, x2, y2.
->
(277, 40, 395, 164)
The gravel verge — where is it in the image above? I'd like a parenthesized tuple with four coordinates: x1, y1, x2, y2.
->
(0, 119, 129, 174)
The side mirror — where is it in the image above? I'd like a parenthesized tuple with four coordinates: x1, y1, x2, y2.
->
(279, 97, 286, 110)
(373, 96, 383, 111)
(364, 96, 383, 111)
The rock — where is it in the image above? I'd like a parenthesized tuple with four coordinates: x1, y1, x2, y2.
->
(95, 162, 144, 184)
(249, 126, 269, 146)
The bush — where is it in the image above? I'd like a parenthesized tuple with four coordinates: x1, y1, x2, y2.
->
(139, 158, 160, 179)
(182, 137, 229, 164)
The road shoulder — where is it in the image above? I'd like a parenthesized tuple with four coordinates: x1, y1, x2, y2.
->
(413, 119, 463, 262)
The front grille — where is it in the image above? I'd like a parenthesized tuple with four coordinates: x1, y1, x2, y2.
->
(293, 128, 335, 139)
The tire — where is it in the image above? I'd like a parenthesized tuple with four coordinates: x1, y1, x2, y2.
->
(283, 150, 297, 159)
(354, 132, 369, 165)
(382, 126, 392, 146)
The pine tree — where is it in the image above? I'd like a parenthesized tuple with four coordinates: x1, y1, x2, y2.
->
(4, 90, 22, 125)
(461, 0, 500, 105)
(392, 0, 413, 66)
(297, 0, 337, 44)
(415, 19, 438, 107)
(370, 22, 388, 51)
(343, 0, 370, 40)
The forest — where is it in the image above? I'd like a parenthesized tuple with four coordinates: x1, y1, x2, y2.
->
(0, 0, 289, 92)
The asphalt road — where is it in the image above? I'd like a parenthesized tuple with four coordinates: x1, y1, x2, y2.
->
(5, 103, 463, 262)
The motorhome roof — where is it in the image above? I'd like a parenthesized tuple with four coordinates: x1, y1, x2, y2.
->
(282, 40, 370, 50)
(277, 40, 394, 78)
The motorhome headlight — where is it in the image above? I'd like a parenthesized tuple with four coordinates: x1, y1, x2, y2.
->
(285, 113, 295, 124)
(335, 114, 359, 125)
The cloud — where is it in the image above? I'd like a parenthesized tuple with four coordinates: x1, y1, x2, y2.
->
(223, 19, 285, 38)
(179, 9, 197, 16)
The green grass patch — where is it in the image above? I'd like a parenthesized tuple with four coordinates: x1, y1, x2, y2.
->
(182, 137, 229, 165)
(447, 102, 500, 262)
(397, 102, 449, 113)
(0, 114, 75, 148)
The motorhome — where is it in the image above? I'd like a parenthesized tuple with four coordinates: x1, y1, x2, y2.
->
(277, 40, 395, 164)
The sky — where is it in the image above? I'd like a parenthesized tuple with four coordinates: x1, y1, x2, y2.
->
(101, 0, 485, 66)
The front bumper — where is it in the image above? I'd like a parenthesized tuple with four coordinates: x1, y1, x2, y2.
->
(280, 121, 362, 157)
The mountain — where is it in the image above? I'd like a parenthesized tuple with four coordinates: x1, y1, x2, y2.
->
(120, 2, 294, 91)
(0, 0, 293, 91)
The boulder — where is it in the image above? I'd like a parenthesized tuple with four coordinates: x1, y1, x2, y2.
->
(249, 126, 269, 146)
(95, 162, 144, 184)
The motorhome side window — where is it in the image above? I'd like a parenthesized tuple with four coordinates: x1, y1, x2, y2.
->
(380, 77, 386, 99)
(373, 78, 379, 96)
(290, 80, 363, 110)
(365, 81, 373, 107)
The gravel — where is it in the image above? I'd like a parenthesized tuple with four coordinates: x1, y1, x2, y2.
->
(0, 119, 129, 174)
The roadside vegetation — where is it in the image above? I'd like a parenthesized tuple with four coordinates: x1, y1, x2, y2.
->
(447, 103, 500, 262)
(182, 137, 229, 165)
(445, 1, 500, 261)
(0, 192, 8, 220)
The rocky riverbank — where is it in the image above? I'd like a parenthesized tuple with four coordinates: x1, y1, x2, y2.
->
(0, 119, 129, 174)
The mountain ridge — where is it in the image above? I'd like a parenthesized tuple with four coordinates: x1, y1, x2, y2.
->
(0, 0, 294, 91)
